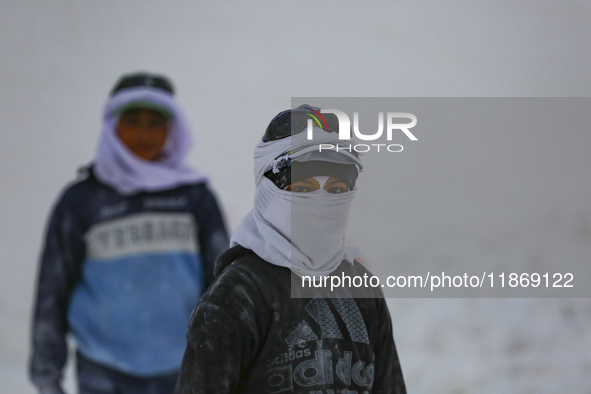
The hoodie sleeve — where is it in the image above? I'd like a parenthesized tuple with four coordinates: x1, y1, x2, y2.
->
(175, 301, 255, 394)
(29, 190, 85, 389)
(194, 186, 229, 289)
(175, 253, 268, 394)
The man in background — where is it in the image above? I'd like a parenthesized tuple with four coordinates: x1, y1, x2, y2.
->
(30, 72, 228, 394)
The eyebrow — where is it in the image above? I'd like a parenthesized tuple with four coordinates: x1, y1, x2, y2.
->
(294, 179, 317, 185)
(325, 178, 346, 184)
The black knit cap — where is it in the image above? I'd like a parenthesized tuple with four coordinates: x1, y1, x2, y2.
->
(110, 72, 175, 96)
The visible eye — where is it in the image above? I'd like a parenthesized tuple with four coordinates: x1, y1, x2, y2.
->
(326, 186, 348, 194)
(287, 178, 320, 193)
(324, 179, 349, 194)
(149, 118, 167, 128)
(122, 116, 140, 126)
(291, 185, 312, 193)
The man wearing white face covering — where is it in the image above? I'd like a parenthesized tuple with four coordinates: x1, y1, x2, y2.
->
(30, 72, 229, 394)
(175, 105, 406, 394)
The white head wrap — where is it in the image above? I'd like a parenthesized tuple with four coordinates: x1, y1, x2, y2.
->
(231, 129, 361, 277)
(94, 86, 207, 195)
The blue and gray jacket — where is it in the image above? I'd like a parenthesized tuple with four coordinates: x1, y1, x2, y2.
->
(30, 167, 229, 387)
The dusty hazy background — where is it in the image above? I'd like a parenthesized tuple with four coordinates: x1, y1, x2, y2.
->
(1, 1, 590, 393)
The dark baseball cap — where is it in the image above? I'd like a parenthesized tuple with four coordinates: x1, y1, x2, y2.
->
(110, 72, 175, 96)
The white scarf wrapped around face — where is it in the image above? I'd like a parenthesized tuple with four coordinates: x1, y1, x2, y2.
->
(94, 87, 208, 195)
(231, 130, 360, 277)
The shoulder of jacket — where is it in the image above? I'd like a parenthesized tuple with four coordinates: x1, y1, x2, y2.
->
(207, 248, 289, 305)
(214, 245, 280, 278)
(199, 252, 273, 313)
(56, 168, 97, 201)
